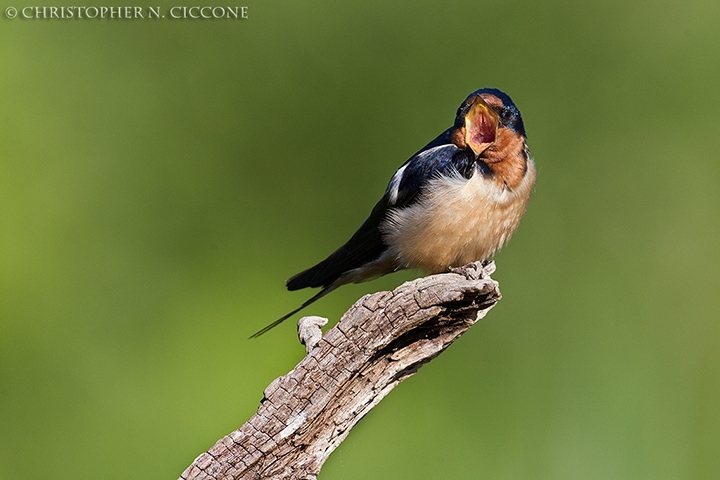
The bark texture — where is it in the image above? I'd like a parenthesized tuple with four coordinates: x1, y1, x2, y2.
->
(180, 261, 501, 480)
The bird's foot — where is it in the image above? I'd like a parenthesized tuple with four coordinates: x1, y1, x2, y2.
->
(448, 260, 495, 280)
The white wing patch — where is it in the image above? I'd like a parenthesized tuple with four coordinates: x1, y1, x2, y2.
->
(387, 164, 408, 206)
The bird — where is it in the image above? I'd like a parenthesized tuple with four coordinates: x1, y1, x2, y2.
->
(251, 88, 536, 337)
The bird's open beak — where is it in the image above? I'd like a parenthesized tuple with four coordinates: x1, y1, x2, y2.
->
(464, 98, 499, 155)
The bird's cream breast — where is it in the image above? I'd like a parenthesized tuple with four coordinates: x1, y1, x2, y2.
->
(381, 162, 536, 273)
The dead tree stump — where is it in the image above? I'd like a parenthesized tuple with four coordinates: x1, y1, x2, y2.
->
(180, 261, 501, 480)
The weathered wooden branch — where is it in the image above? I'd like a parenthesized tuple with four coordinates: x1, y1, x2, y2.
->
(180, 261, 501, 480)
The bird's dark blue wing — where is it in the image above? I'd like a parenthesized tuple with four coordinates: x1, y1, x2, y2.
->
(389, 142, 475, 208)
(286, 197, 389, 290)
(286, 131, 474, 291)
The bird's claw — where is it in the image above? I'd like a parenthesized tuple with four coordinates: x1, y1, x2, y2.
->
(448, 260, 495, 280)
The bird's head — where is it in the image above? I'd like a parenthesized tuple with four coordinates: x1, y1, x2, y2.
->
(452, 88, 527, 163)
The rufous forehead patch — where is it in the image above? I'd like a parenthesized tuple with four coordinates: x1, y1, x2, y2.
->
(479, 93, 504, 109)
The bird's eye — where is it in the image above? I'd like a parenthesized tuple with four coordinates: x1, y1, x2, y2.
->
(500, 108, 513, 121)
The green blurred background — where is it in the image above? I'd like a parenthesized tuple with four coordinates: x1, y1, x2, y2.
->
(2, 0, 719, 478)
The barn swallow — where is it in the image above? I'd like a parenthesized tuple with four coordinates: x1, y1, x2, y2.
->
(251, 88, 535, 337)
